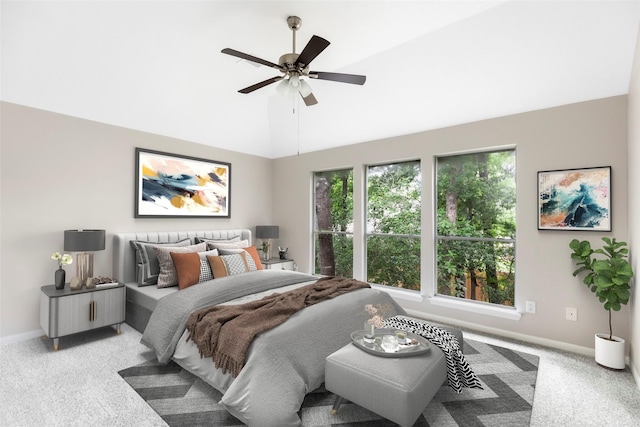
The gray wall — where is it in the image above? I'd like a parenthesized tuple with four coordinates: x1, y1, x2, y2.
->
(272, 96, 630, 353)
(0, 102, 273, 338)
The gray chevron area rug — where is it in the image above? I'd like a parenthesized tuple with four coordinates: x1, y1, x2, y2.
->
(118, 339, 539, 426)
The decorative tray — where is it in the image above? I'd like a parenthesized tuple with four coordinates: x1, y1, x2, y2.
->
(350, 328, 430, 357)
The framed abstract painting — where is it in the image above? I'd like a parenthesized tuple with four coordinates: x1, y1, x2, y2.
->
(537, 166, 611, 231)
(135, 148, 231, 218)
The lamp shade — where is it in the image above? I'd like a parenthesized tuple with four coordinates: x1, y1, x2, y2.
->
(255, 225, 279, 239)
(64, 229, 106, 252)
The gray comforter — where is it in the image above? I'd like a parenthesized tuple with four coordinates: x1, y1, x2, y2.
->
(141, 270, 405, 426)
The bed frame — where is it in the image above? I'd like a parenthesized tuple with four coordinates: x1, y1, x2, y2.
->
(112, 229, 252, 332)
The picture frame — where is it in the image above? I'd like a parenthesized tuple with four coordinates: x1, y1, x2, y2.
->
(537, 166, 611, 231)
(135, 148, 231, 218)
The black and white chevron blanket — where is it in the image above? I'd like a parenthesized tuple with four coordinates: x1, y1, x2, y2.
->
(382, 315, 483, 393)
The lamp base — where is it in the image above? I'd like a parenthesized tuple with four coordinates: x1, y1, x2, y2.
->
(76, 252, 94, 284)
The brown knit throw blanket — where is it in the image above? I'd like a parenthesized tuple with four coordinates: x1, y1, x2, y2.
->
(185, 276, 369, 377)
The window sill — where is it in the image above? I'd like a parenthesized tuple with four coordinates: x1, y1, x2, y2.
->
(428, 296, 522, 320)
(372, 284, 424, 303)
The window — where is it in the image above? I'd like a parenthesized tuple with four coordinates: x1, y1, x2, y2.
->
(313, 169, 353, 277)
(435, 149, 516, 307)
(366, 161, 421, 290)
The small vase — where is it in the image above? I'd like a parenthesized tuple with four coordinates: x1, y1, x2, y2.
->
(54, 267, 65, 290)
(363, 320, 375, 343)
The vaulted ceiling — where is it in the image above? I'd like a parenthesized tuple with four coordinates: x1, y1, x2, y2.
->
(3, 1, 640, 158)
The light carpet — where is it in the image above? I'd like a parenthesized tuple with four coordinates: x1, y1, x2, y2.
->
(118, 339, 539, 426)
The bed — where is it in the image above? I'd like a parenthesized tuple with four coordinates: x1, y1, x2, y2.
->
(112, 229, 405, 426)
(113, 229, 253, 333)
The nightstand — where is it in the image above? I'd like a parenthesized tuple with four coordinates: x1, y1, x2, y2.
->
(39, 283, 125, 350)
(262, 258, 295, 271)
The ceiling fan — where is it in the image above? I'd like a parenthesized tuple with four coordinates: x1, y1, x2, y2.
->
(221, 16, 366, 106)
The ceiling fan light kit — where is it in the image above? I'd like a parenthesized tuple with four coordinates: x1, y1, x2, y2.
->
(221, 16, 366, 106)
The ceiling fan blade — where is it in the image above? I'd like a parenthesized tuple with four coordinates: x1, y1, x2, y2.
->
(238, 76, 283, 94)
(221, 48, 283, 71)
(301, 92, 318, 106)
(295, 35, 330, 68)
(310, 71, 366, 85)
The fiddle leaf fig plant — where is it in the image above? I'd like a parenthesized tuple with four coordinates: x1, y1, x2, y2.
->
(569, 237, 633, 340)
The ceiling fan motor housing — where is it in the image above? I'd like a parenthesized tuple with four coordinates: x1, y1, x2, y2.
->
(279, 53, 300, 72)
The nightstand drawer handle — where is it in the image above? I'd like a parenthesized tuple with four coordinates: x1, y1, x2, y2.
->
(89, 300, 97, 322)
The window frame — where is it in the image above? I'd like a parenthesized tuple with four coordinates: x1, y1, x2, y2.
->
(433, 147, 518, 312)
(364, 159, 422, 292)
(312, 168, 355, 277)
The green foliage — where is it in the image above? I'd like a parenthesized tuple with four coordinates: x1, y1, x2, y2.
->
(314, 169, 354, 277)
(435, 150, 516, 306)
(315, 169, 353, 233)
(314, 233, 353, 277)
(569, 237, 634, 339)
(315, 151, 518, 305)
(365, 161, 421, 288)
(367, 235, 420, 290)
(367, 162, 421, 235)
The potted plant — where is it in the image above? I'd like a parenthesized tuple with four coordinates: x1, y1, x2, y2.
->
(569, 237, 633, 369)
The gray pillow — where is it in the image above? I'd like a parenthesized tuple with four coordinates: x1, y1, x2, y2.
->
(155, 242, 207, 288)
(194, 235, 240, 245)
(130, 238, 192, 286)
(205, 239, 250, 251)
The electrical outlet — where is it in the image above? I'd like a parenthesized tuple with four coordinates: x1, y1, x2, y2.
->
(566, 307, 578, 321)
(525, 300, 536, 314)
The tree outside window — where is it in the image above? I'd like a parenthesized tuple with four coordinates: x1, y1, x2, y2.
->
(436, 149, 516, 307)
(313, 169, 353, 277)
(366, 161, 421, 291)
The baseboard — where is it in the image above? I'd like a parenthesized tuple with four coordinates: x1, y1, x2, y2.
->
(404, 308, 595, 358)
(631, 361, 640, 391)
(0, 329, 44, 346)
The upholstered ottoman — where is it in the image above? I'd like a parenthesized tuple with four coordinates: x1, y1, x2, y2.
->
(325, 324, 463, 427)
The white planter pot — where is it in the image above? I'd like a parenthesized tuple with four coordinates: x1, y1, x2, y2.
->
(594, 333, 626, 369)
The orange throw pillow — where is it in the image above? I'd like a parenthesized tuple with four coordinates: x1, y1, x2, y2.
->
(244, 246, 264, 270)
(170, 252, 201, 290)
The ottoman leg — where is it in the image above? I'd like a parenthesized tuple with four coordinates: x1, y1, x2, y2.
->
(330, 395, 344, 415)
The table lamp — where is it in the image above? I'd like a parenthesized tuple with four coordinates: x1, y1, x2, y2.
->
(255, 225, 279, 260)
(64, 229, 106, 287)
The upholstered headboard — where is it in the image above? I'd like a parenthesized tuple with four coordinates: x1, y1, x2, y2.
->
(113, 229, 252, 284)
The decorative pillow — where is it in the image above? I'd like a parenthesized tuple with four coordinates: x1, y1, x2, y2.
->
(195, 235, 240, 245)
(199, 259, 214, 282)
(154, 242, 207, 288)
(197, 249, 218, 282)
(204, 239, 250, 251)
(171, 250, 217, 290)
(207, 253, 250, 278)
(130, 238, 192, 286)
(219, 246, 263, 270)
